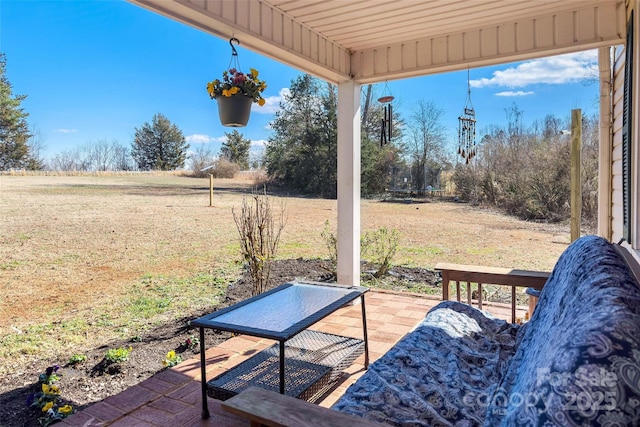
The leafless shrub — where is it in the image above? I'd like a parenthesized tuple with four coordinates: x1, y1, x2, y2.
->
(213, 158, 240, 178)
(189, 145, 216, 178)
(233, 191, 285, 296)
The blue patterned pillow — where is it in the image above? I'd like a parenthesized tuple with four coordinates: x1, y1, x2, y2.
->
(484, 235, 640, 426)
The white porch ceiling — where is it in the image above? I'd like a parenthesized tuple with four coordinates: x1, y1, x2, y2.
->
(130, 0, 625, 83)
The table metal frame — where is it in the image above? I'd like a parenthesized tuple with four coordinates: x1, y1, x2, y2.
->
(191, 281, 369, 419)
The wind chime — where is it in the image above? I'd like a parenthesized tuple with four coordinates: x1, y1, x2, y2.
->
(379, 83, 394, 146)
(458, 69, 477, 164)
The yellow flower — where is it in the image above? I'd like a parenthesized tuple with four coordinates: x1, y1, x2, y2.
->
(258, 98, 266, 106)
(206, 82, 215, 96)
(250, 68, 259, 78)
(59, 405, 73, 415)
(222, 89, 231, 97)
(167, 350, 175, 359)
(42, 383, 60, 394)
(42, 401, 54, 412)
(229, 86, 240, 95)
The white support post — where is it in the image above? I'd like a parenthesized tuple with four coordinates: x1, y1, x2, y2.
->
(597, 47, 612, 240)
(633, 11, 640, 251)
(337, 79, 361, 286)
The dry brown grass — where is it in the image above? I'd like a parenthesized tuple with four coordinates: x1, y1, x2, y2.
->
(0, 173, 572, 369)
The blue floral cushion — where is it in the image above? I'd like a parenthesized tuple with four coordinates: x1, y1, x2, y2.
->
(484, 235, 640, 426)
(332, 300, 521, 426)
(333, 235, 640, 426)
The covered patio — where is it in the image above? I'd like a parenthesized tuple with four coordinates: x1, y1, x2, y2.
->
(55, 0, 640, 425)
(57, 289, 524, 426)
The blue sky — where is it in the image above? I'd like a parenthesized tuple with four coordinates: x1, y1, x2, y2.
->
(2, 0, 601, 161)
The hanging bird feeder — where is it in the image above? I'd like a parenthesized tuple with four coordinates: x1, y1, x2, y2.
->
(458, 69, 477, 164)
(378, 82, 394, 146)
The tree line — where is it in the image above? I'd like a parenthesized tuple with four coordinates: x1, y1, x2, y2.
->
(262, 74, 598, 224)
(1, 51, 598, 224)
(452, 106, 599, 224)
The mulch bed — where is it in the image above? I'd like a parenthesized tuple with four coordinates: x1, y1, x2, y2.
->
(0, 259, 439, 427)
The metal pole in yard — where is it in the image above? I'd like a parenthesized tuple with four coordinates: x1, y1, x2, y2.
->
(571, 109, 582, 242)
(200, 165, 216, 207)
(209, 173, 214, 207)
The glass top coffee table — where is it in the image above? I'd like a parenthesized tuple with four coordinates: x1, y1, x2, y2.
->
(191, 281, 369, 419)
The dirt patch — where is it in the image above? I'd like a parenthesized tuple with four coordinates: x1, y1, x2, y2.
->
(0, 259, 440, 427)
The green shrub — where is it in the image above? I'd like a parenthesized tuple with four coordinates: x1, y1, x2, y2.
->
(104, 347, 132, 364)
(67, 354, 86, 366)
(320, 220, 338, 274)
(322, 223, 400, 279)
(362, 227, 400, 278)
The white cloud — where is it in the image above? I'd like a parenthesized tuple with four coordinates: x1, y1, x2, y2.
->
(495, 91, 535, 97)
(252, 88, 290, 114)
(251, 139, 268, 147)
(185, 134, 212, 144)
(54, 129, 77, 133)
(185, 134, 226, 144)
(470, 50, 598, 89)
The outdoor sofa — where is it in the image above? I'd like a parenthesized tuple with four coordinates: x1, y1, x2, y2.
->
(223, 235, 640, 426)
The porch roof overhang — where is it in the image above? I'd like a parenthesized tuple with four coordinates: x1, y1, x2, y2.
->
(130, 0, 625, 84)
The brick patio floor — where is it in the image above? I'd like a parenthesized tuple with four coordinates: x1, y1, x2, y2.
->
(58, 290, 524, 426)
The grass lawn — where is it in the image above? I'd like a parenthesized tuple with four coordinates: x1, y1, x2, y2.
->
(0, 172, 571, 373)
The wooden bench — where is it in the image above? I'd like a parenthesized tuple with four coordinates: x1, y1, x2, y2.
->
(220, 386, 386, 427)
(434, 263, 550, 322)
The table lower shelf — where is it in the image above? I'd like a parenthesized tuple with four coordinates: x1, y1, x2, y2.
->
(208, 330, 364, 402)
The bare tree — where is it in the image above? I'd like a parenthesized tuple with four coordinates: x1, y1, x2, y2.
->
(233, 191, 285, 296)
(48, 140, 132, 172)
(27, 125, 46, 169)
(88, 139, 116, 171)
(49, 150, 77, 171)
(189, 144, 216, 178)
(113, 142, 135, 171)
(405, 99, 447, 191)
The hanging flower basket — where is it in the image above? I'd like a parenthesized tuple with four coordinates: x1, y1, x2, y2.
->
(206, 38, 267, 128)
(216, 94, 253, 127)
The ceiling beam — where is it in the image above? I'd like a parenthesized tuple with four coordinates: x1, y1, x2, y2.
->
(130, 0, 354, 84)
(130, 0, 625, 85)
(352, 1, 625, 83)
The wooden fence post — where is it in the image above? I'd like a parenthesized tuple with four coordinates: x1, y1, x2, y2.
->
(571, 109, 582, 242)
(209, 174, 214, 207)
